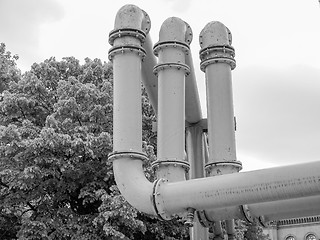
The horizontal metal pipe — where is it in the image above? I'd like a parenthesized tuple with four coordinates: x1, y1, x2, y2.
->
(158, 161, 320, 215)
(110, 5, 320, 224)
(254, 195, 320, 222)
(203, 195, 320, 223)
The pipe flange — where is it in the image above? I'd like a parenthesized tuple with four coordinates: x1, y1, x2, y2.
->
(184, 21, 193, 45)
(141, 9, 151, 34)
(153, 62, 190, 76)
(240, 205, 255, 224)
(197, 210, 213, 228)
(257, 216, 271, 228)
(152, 159, 190, 172)
(205, 161, 242, 175)
(226, 27, 232, 45)
(108, 150, 148, 162)
(153, 41, 190, 56)
(108, 45, 146, 61)
(152, 178, 172, 220)
(109, 28, 147, 45)
(199, 45, 235, 61)
(200, 57, 236, 72)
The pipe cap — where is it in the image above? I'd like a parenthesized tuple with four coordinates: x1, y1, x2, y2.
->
(158, 17, 192, 45)
(114, 4, 151, 34)
(199, 21, 232, 49)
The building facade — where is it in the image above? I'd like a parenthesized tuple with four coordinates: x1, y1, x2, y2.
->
(263, 216, 320, 240)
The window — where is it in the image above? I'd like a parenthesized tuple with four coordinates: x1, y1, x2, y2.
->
(306, 234, 317, 240)
(286, 236, 295, 240)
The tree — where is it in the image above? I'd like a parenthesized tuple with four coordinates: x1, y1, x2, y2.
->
(0, 43, 21, 93)
(0, 43, 269, 240)
(0, 46, 189, 239)
(243, 221, 270, 240)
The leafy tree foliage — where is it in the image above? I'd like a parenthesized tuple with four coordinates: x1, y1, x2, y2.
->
(0, 43, 21, 93)
(0, 44, 269, 240)
(214, 219, 269, 240)
(0, 44, 188, 239)
(243, 221, 270, 240)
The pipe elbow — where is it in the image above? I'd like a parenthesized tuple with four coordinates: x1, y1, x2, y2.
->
(112, 156, 156, 215)
(158, 17, 192, 45)
(114, 4, 151, 34)
(199, 21, 236, 71)
(199, 21, 232, 48)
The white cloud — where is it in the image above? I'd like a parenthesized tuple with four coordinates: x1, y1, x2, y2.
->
(0, 0, 64, 71)
(234, 65, 320, 166)
(160, 0, 192, 13)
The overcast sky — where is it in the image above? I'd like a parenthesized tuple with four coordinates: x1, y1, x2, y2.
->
(1, 0, 319, 171)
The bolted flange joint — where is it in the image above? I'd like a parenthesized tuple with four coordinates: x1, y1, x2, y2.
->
(108, 150, 148, 162)
(199, 21, 236, 71)
(153, 40, 190, 56)
(153, 62, 191, 76)
(240, 205, 255, 224)
(197, 210, 214, 228)
(108, 45, 147, 61)
(152, 159, 190, 173)
(109, 28, 147, 46)
(205, 161, 242, 176)
(199, 44, 236, 71)
(152, 178, 172, 220)
(257, 215, 272, 228)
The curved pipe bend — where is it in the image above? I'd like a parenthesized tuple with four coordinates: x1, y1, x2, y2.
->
(113, 4, 150, 34)
(110, 5, 320, 222)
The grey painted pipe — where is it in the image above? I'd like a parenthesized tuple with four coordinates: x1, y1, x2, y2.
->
(200, 21, 240, 239)
(158, 161, 320, 216)
(152, 17, 191, 182)
(202, 195, 320, 224)
(141, 22, 202, 125)
(109, 4, 320, 222)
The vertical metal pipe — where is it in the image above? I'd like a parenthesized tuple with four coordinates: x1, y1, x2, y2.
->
(185, 52, 203, 124)
(141, 34, 158, 112)
(186, 126, 209, 239)
(112, 53, 142, 152)
(213, 222, 224, 240)
(187, 126, 206, 180)
(199, 21, 241, 240)
(108, 4, 156, 215)
(152, 17, 191, 182)
(109, 6, 320, 229)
